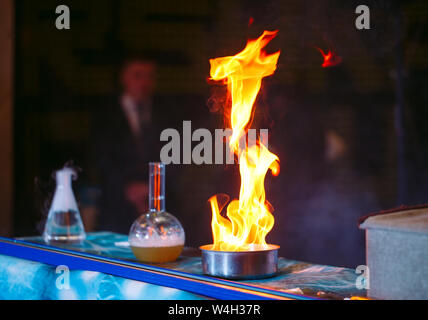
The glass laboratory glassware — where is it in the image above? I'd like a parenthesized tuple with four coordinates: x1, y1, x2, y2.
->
(129, 163, 185, 263)
(43, 168, 86, 244)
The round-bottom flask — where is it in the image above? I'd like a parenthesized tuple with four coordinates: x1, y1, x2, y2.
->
(129, 163, 185, 263)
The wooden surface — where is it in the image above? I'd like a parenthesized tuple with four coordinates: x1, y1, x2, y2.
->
(0, 0, 14, 236)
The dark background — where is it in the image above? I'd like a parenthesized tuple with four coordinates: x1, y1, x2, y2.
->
(12, 0, 428, 268)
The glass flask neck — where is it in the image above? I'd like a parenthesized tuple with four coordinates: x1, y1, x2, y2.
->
(51, 168, 79, 212)
(149, 162, 165, 212)
(56, 168, 75, 188)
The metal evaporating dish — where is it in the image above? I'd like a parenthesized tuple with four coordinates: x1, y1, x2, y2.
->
(200, 244, 279, 280)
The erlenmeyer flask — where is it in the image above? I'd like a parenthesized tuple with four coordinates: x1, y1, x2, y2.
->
(129, 163, 185, 263)
(43, 168, 86, 244)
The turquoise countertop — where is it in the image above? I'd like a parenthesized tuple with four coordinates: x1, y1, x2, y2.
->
(0, 232, 366, 300)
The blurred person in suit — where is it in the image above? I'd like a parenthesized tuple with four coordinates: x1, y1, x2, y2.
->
(90, 54, 177, 234)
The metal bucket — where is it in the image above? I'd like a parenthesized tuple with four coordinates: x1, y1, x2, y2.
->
(200, 244, 279, 280)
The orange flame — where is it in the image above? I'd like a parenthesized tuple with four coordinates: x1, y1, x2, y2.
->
(208, 30, 280, 251)
(316, 47, 342, 68)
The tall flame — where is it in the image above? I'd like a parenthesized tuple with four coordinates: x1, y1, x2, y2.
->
(208, 30, 280, 251)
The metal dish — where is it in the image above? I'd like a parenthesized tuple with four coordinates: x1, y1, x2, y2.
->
(200, 244, 279, 280)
